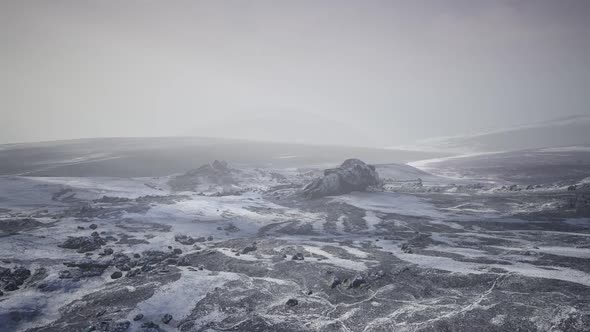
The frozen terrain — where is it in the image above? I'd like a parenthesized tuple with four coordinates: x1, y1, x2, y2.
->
(1, 140, 590, 332)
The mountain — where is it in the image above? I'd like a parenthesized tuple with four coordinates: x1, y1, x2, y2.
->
(401, 114, 590, 154)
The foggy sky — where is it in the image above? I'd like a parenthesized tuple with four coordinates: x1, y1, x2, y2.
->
(1, 0, 589, 146)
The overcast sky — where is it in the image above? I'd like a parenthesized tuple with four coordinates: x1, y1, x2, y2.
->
(1, 0, 589, 146)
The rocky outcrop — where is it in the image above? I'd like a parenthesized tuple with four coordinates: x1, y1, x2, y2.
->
(302, 159, 380, 199)
(168, 160, 239, 192)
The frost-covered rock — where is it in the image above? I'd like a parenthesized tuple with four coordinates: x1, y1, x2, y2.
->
(302, 159, 380, 199)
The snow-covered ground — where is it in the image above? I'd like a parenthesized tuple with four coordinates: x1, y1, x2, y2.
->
(1, 156, 590, 332)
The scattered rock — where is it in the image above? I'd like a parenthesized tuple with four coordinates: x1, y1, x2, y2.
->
(161, 314, 173, 324)
(133, 314, 144, 321)
(89, 224, 98, 230)
(111, 271, 123, 279)
(172, 248, 182, 255)
(286, 298, 298, 306)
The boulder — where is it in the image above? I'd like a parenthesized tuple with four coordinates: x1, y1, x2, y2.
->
(59, 236, 106, 253)
(302, 159, 380, 199)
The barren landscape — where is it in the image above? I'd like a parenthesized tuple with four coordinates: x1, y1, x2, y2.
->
(1, 140, 589, 332)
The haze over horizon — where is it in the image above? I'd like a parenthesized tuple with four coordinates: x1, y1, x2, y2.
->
(2, 0, 589, 146)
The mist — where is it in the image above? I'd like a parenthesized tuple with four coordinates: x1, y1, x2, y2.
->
(2, 0, 589, 146)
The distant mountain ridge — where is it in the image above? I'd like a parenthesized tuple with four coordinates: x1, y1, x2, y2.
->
(397, 114, 590, 154)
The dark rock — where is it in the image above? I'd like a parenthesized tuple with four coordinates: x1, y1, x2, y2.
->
(174, 234, 198, 245)
(133, 253, 141, 258)
(568, 185, 578, 191)
(89, 224, 98, 230)
(292, 253, 305, 261)
(161, 314, 173, 324)
(242, 245, 257, 254)
(27, 267, 48, 286)
(177, 256, 190, 266)
(207, 236, 213, 241)
(286, 298, 298, 306)
(78, 226, 85, 230)
(59, 236, 106, 252)
(111, 271, 123, 279)
(329, 276, 342, 289)
(95, 195, 132, 203)
(103, 248, 114, 255)
(113, 253, 131, 270)
(302, 159, 380, 199)
(62, 259, 110, 278)
(4, 280, 18, 291)
(134, 314, 144, 321)
(172, 248, 182, 255)
(400, 243, 413, 254)
(349, 275, 366, 288)
(11, 266, 31, 285)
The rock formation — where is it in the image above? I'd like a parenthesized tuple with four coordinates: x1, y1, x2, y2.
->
(302, 159, 380, 199)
